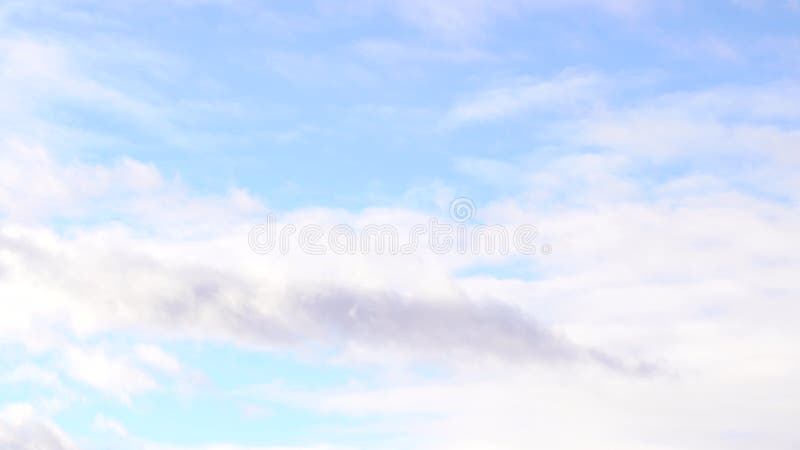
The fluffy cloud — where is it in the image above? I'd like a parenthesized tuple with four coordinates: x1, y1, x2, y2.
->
(1, 17, 798, 446)
(3, 134, 800, 447)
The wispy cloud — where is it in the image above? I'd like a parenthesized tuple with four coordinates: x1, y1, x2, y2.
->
(443, 71, 602, 126)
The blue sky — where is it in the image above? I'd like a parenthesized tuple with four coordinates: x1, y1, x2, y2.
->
(1, 1, 800, 449)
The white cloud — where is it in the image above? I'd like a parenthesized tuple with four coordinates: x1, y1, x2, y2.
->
(568, 81, 800, 164)
(447, 74, 800, 184)
(62, 346, 158, 403)
(0, 139, 264, 230)
(0, 140, 165, 220)
(93, 414, 129, 438)
(135, 344, 182, 375)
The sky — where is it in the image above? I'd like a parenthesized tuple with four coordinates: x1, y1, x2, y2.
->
(1, 0, 799, 449)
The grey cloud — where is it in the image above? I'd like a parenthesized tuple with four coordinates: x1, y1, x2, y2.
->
(292, 287, 576, 362)
(111, 261, 655, 373)
(0, 414, 77, 450)
(292, 288, 665, 375)
(0, 229, 660, 375)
